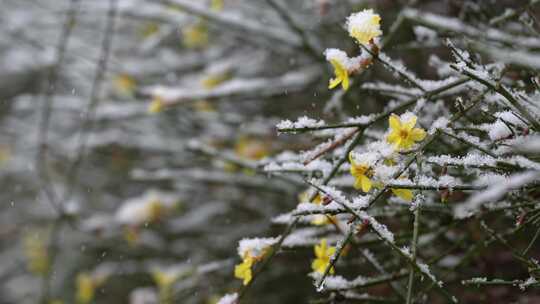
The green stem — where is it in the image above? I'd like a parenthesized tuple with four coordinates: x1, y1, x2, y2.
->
(406, 206, 420, 304)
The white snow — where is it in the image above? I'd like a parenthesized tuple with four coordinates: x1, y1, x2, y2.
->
(276, 116, 326, 132)
(237, 237, 278, 258)
(455, 171, 539, 218)
(216, 293, 238, 304)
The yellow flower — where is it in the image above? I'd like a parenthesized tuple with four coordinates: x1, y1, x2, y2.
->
(349, 152, 373, 193)
(76, 273, 96, 304)
(123, 226, 140, 247)
(211, 0, 223, 11)
(23, 231, 50, 276)
(298, 191, 322, 204)
(140, 21, 160, 38)
(347, 9, 382, 45)
(113, 74, 137, 97)
(148, 96, 165, 114)
(153, 269, 183, 287)
(147, 199, 165, 222)
(153, 268, 183, 304)
(329, 59, 349, 90)
(325, 48, 352, 91)
(391, 188, 413, 202)
(234, 136, 269, 161)
(311, 239, 336, 274)
(301, 192, 335, 226)
(201, 72, 231, 89)
(386, 114, 426, 151)
(311, 214, 336, 226)
(234, 253, 254, 285)
(192, 100, 216, 112)
(182, 21, 209, 49)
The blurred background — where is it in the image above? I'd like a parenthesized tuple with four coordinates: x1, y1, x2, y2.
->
(1, 0, 539, 303)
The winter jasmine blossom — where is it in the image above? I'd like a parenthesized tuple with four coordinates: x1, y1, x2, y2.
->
(23, 231, 50, 276)
(386, 113, 426, 150)
(76, 272, 107, 304)
(234, 239, 274, 285)
(182, 21, 209, 49)
(308, 193, 336, 226)
(311, 238, 336, 274)
(234, 253, 255, 285)
(113, 74, 136, 97)
(152, 267, 184, 304)
(349, 152, 374, 192)
(347, 9, 382, 45)
(202, 71, 231, 89)
(76, 273, 96, 304)
(148, 96, 165, 114)
(211, 0, 223, 11)
(325, 48, 360, 91)
(391, 188, 414, 202)
(235, 136, 269, 161)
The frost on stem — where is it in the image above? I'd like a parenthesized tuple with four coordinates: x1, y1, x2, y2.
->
(454, 171, 540, 219)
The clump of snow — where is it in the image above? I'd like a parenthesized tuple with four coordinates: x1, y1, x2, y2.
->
(519, 277, 537, 290)
(237, 237, 278, 258)
(400, 246, 412, 258)
(351, 196, 370, 209)
(430, 117, 449, 132)
(487, 111, 527, 140)
(358, 211, 395, 243)
(349, 151, 379, 167)
(283, 227, 339, 247)
(277, 116, 326, 132)
(464, 277, 487, 284)
(366, 140, 395, 159)
(347, 115, 375, 125)
(325, 274, 367, 290)
(324, 48, 363, 71)
(373, 165, 398, 183)
(216, 293, 238, 304)
(417, 261, 440, 286)
(264, 159, 332, 175)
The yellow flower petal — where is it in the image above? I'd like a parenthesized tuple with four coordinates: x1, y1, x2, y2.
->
(341, 71, 349, 90)
(392, 188, 413, 202)
(329, 77, 341, 89)
(234, 256, 254, 285)
(353, 177, 363, 190)
(311, 214, 329, 225)
(386, 131, 398, 142)
(410, 128, 426, 141)
(312, 259, 325, 274)
(389, 114, 401, 130)
(315, 239, 326, 258)
(76, 273, 95, 304)
(312, 239, 336, 274)
(360, 175, 372, 192)
(148, 97, 165, 114)
(404, 116, 418, 130)
(328, 59, 349, 91)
